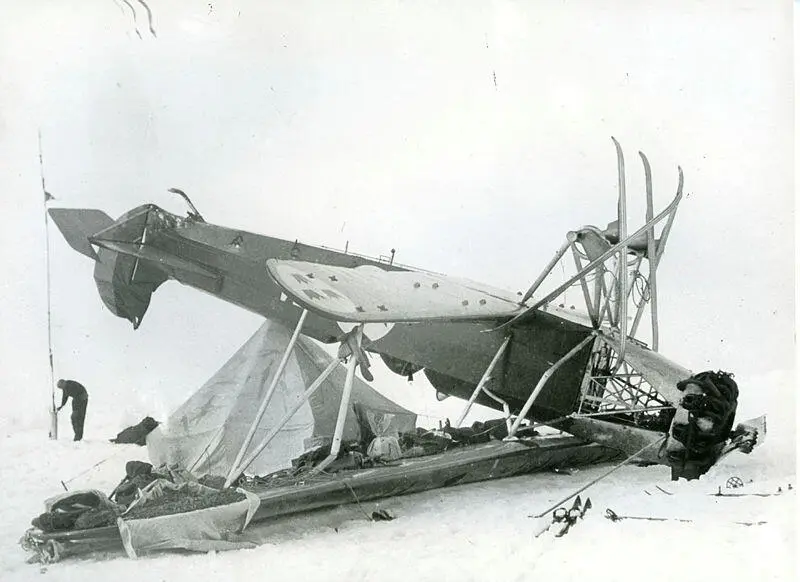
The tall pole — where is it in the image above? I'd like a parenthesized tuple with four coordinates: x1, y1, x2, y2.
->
(40, 130, 57, 440)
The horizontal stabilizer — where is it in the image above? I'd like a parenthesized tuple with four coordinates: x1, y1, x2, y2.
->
(48, 209, 114, 260)
(92, 238, 222, 288)
(266, 259, 524, 323)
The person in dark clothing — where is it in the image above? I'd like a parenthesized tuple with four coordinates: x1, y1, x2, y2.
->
(56, 379, 89, 441)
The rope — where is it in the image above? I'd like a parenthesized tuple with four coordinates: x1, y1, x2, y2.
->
(188, 425, 225, 473)
(62, 448, 129, 487)
(631, 272, 651, 307)
(340, 479, 374, 521)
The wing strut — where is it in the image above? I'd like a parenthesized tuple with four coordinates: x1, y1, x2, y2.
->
(233, 358, 340, 479)
(225, 309, 309, 487)
(224, 321, 371, 486)
(520, 239, 572, 304)
(506, 333, 596, 438)
(454, 336, 511, 428)
(308, 325, 366, 475)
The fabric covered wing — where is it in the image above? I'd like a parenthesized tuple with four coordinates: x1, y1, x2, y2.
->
(266, 259, 524, 323)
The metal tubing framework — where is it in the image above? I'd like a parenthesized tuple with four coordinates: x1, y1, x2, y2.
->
(575, 337, 671, 433)
(507, 333, 596, 438)
(454, 336, 511, 427)
(225, 309, 309, 486)
(526, 186, 682, 315)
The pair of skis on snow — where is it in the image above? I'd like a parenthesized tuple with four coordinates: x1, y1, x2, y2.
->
(531, 490, 773, 537)
(532, 495, 592, 538)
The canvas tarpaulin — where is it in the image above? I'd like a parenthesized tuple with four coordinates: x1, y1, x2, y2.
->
(117, 481, 260, 558)
(147, 319, 416, 478)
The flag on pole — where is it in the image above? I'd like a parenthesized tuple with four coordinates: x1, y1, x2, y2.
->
(40, 129, 58, 440)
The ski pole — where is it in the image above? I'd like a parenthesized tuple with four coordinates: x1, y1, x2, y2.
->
(605, 508, 692, 523)
(605, 508, 767, 527)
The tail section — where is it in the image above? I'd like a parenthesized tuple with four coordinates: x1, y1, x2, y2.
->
(47, 209, 114, 260)
(49, 205, 171, 329)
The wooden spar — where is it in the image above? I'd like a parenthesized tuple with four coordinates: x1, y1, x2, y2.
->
(225, 309, 309, 486)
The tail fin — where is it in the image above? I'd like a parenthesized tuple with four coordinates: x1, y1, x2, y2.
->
(48, 208, 114, 261)
(48, 206, 170, 329)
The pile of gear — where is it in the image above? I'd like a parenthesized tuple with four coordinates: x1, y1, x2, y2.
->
(29, 461, 244, 534)
(247, 417, 515, 485)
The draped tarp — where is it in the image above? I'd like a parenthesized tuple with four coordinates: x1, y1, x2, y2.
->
(147, 320, 416, 478)
(117, 481, 261, 558)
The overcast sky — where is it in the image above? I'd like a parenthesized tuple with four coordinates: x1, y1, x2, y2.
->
(0, 1, 794, 432)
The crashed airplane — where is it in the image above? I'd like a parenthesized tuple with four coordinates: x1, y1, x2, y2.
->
(49, 139, 761, 484)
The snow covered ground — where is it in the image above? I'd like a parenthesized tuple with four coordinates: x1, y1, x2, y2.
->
(0, 375, 796, 582)
(0, 369, 795, 582)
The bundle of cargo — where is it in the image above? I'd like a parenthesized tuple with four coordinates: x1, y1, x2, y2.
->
(21, 461, 260, 563)
(116, 478, 260, 558)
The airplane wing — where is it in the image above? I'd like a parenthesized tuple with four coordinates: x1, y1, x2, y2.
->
(266, 260, 525, 323)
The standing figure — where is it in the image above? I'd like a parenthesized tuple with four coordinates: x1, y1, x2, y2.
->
(56, 379, 89, 441)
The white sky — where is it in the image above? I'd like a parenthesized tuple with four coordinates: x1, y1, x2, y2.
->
(0, 1, 794, 430)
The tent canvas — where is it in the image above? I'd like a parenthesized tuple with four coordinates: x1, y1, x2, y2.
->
(147, 320, 416, 478)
